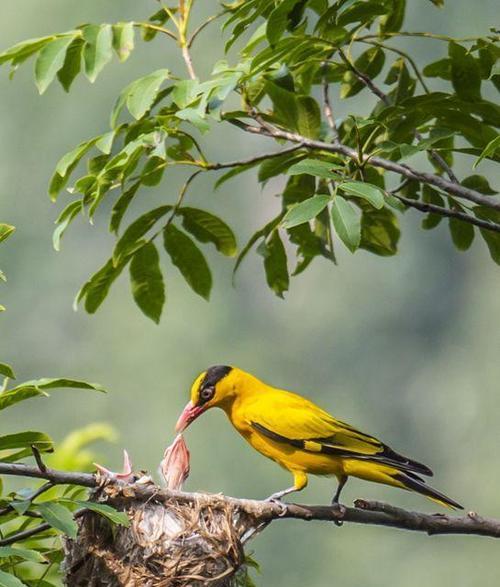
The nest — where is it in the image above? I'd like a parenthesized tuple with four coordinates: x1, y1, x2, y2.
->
(63, 480, 262, 587)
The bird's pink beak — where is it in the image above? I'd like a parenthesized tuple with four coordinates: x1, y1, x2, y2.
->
(175, 401, 205, 432)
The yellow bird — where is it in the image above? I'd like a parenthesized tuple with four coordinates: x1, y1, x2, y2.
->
(176, 366, 462, 509)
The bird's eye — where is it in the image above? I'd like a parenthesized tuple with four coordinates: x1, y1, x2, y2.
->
(200, 386, 214, 401)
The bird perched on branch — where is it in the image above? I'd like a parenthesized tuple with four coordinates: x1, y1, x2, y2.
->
(176, 366, 462, 509)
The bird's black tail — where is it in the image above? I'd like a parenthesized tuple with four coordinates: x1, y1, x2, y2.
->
(395, 473, 463, 510)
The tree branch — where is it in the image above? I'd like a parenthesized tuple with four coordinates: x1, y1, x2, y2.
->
(1, 462, 500, 540)
(393, 193, 500, 233)
(206, 143, 306, 171)
(228, 118, 500, 211)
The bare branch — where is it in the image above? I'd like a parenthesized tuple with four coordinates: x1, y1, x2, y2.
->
(0, 462, 95, 487)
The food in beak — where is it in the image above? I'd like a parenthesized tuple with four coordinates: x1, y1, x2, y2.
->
(159, 434, 190, 490)
(175, 401, 205, 432)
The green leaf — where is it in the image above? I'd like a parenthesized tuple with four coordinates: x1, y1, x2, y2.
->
(296, 96, 321, 139)
(10, 378, 105, 392)
(37, 502, 78, 539)
(35, 34, 76, 94)
(0, 570, 29, 587)
(233, 215, 283, 278)
(126, 69, 170, 119)
(341, 48, 385, 98)
(53, 200, 82, 251)
(109, 182, 141, 234)
(0, 35, 54, 66)
(73, 501, 130, 526)
(473, 135, 500, 169)
(360, 207, 400, 256)
(83, 24, 113, 83)
(178, 207, 237, 256)
(258, 230, 289, 298)
(0, 363, 15, 379)
(57, 37, 84, 92)
(266, 0, 304, 45)
(75, 257, 127, 314)
(0, 224, 15, 244)
(449, 42, 481, 102)
(112, 22, 135, 63)
(331, 196, 361, 253)
(163, 225, 212, 300)
(129, 242, 165, 323)
(339, 181, 385, 209)
(0, 547, 46, 563)
(0, 387, 46, 411)
(473, 207, 500, 264)
(449, 216, 474, 251)
(461, 175, 496, 195)
(113, 206, 171, 265)
(0, 431, 53, 452)
(282, 195, 330, 229)
(380, 0, 406, 33)
(287, 222, 326, 275)
(287, 158, 342, 179)
(423, 58, 451, 80)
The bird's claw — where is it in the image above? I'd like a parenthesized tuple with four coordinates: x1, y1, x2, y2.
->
(266, 496, 288, 517)
(331, 502, 346, 526)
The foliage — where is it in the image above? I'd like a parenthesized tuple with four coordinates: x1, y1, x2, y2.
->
(0, 363, 128, 586)
(0, 0, 499, 583)
(0, 0, 497, 322)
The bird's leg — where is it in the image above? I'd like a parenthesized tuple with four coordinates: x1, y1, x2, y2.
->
(266, 471, 307, 503)
(332, 475, 348, 505)
(266, 486, 298, 502)
(331, 476, 347, 526)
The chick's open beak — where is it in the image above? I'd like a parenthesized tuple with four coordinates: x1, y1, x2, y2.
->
(175, 401, 205, 432)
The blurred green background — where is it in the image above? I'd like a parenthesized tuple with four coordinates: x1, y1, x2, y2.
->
(1, 1, 499, 585)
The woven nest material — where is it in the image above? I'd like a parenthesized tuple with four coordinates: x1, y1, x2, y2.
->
(63, 480, 262, 587)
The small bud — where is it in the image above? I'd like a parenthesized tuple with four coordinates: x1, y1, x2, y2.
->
(159, 434, 190, 490)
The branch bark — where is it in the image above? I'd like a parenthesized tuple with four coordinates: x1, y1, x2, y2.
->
(1, 462, 500, 540)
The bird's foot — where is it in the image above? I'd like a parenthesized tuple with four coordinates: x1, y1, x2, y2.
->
(330, 502, 346, 526)
(265, 491, 293, 516)
(94, 449, 135, 485)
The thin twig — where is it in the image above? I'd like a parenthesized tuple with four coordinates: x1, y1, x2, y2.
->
(393, 193, 500, 233)
(188, 12, 225, 48)
(32, 445, 47, 474)
(0, 510, 87, 547)
(339, 49, 390, 106)
(321, 65, 338, 138)
(357, 39, 430, 94)
(206, 143, 306, 171)
(133, 22, 177, 42)
(356, 31, 494, 43)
